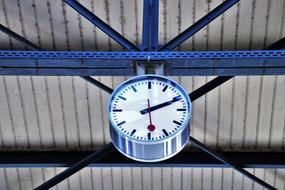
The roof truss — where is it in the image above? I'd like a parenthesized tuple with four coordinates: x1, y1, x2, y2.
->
(0, 0, 284, 189)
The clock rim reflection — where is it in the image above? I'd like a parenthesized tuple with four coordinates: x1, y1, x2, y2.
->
(108, 75, 192, 144)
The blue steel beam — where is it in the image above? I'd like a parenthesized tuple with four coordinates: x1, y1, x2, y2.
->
(1, 50, 283, 60)
(1, 151, 285, 169)
(0, 23, 112, 94)
(0, 59, 132, 76)
(0, 50, 285, 76)
(159, 0, 239, 51)
(188, 37, 285, 101)
(64, 0, 141, 51)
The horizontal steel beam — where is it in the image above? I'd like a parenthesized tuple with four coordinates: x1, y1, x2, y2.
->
(1, 151, 285, 168)
(0, 50, 285, 76)
(0, 58, 132, 76)
(1, 50, 285, 59)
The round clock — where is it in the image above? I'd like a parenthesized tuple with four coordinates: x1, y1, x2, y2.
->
(108, 75, 192, 162)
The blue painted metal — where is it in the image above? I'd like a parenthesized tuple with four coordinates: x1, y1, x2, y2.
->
(64, 0, 140, 51)
(0, 1, 281, 189)
(159, 0, 239, 51)
(0, 22, 113, 94)
(150, 0, 159, 51)
(0, 50, 284, 59)
(0, 57, 132, 76)
(1, 150, 285, 169)
(1, 50, 285, 76)
(187, 37, 285, 101)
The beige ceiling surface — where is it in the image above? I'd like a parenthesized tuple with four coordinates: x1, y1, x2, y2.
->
(0, 75, 284, 152)
(0, 0, 285, 189)
(0, 0, 284, 151)
(1, 168, 285, 190)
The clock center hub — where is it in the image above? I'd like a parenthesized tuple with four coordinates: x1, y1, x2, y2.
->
(147, 124, 156, 132)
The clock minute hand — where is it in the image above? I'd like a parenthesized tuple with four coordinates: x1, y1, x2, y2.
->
(140, 95, 182, 115)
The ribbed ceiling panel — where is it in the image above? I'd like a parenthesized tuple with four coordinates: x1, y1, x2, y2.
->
(0, 75, 284, 151)
(0, 0, 284, 51)
(0, 168, 285, 190)
(0, 0, 285, 150)
(0, 0, 285, 189)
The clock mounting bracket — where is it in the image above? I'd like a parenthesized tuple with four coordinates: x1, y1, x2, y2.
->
(135, 60, 165, 75)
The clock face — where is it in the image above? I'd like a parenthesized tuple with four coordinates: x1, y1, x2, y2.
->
(109, 75, 191, 142)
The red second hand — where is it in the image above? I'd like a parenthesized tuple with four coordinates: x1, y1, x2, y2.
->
(147, 99, 155, 131)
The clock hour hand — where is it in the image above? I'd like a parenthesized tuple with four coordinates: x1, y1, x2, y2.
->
(140, 95, 182, 115)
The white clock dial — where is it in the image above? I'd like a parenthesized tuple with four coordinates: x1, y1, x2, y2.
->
(110, 80, 189, 141)
(108, 75, 192, 162)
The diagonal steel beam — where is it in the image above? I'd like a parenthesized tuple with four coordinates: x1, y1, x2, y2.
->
(82, 76, 113, 94)
(189, 76, 233, 101)
(159, 0, 239, 51)
(0, 24, 42, 50)
(0, 24, 114, 94)
(34, 143, 114, 190)
(0, 24, 116, 190)
(265, 37, 285, 50)
(188, 36, 285, 102)
(189, 137, 276, 190)
(64, 0, 141, 51)
(188, 37, 284, 190)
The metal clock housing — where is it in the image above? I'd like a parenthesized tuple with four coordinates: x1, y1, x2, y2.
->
(108, 75, 192, 162)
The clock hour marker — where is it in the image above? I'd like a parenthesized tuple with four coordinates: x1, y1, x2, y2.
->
(113, 109, 122, 112)
(130, 129, 136, 136)
(147, 132, 151, 140)
(162, 129, 169, 136)
(131, 85, 137, 92)
(162, 85, 168, 92)
(173, 95, 182, 101)
(118, 95, 126, 101)
(173, 120, 182, 126)
(117, 121, 126, 126)
(148, 81, 151, 89)
(177, 108, 186, 111)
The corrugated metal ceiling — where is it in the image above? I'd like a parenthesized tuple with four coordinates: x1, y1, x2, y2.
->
(1, 168, 285, 190)
(0, 0, 285, 189)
